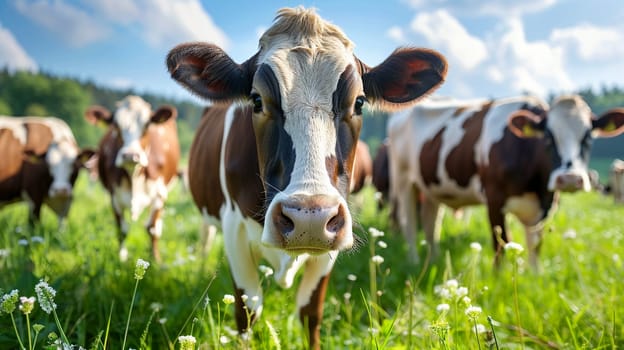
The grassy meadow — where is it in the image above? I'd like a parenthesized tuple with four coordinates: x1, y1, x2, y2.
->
(1, 167, 623, 349)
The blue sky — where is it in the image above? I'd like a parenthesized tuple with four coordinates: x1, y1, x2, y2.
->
(1, 0, 623, 102)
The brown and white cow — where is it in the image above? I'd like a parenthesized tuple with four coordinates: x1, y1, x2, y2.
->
(85, 96, 180, 262)
(167, 7, 447, 348)
(0, 116, 94, 226)
(350, 140, 373, 194)
(607, 158, 624, 203)
(388, 95, 624, 266)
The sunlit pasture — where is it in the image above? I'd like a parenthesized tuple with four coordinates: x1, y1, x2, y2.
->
(1, 167, 623, 349)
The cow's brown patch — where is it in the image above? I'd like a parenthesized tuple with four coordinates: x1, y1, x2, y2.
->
(188, 106, 227, 219)
(445, 101, 492, 188)
(420, 127, 445, 186)
(223, 106, 265, 223)
(24, 122, 53, 155)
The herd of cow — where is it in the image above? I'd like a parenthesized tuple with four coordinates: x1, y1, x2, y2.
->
(2, 7, 624, 348)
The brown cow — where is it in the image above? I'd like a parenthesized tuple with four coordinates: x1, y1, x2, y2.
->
(0, 116, 94, 226)
(388, 95, 624, 266)
(167, 7, 447, 348)
(85, 96, 180, 262)
(350, 140, 373, 194)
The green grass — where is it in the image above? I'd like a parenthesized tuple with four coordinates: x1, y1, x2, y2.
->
(1, 174, 623, 349)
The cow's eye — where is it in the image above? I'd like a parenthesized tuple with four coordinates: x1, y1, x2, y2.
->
(354, 96, 366, 115)
(251, 93, 263, 113)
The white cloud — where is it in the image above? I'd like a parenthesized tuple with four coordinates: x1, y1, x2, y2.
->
(410, 10, 487, 71)
(0, 23, 37, 72)
(550, 24, 624, 61)
(387, 26, 406, 43)
(87, 0, 229, 49)
(476, 0, 558, 17)
(489, 18, 573, 96)
(14, 0, 110, 47)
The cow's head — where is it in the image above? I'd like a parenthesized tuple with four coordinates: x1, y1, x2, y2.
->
(509, 95, 624, 192)
(85, 96, 177, 171)
(167, 7, 447, 254)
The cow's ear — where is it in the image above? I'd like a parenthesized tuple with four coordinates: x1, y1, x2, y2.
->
(151, 105, 177, 124)
(167, 43, 258, 103)
(358, 47, 447, 111)
(76, 149, 97, 168)
(85, 106, 113, 127)
(508, 110, 546, 138)
(592, 108, 624, 138)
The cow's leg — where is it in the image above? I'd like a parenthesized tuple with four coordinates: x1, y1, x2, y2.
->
(145, 205, 163, 263)
(297, 254, 335, 350)
(421, 197, 442, 259)
(523, 223, 543, 269)
(395, 183, 421, 263)
(201, 223, 217, 254)
(222, 213, 262, 336)
(486, 202, 507, 266)
(112, 197, 130, 261)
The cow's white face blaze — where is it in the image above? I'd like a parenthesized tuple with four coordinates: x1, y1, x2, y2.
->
(252, 28, 363, 253)
(46, 139, 79, 198)
(546, 96, 593, 192)
(112, 96, 153, 169)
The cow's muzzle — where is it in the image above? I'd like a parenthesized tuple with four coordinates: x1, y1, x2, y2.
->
(555, 173, 585, 192)
(265, 194, 352, 253)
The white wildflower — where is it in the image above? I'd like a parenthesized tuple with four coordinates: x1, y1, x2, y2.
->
(465, 305, 482, 319)
(0, 249, 9, 258)
(562, 229, 577, 240)
(347, 274, 357, 281)
(19, 296, 35, 315)
(504, 242, 524, 255)
(377, 240, 388, 249)
(18, 239, 28, 246)
(368, 227, 384, 238)
(178, 335, 196, 350)
(258, 265, 274, 277)
(241, 294, 248, 303)
(0, 289, 19, 314)
(31, 236, 45, 244)
(219, 335, 230, 344)
(470, 242, 482, 252)
(343, 292, 351, 301)
(371, 255, 384, 265)
(456, 286, 468, 299)
(222, 294, 235, 305)
(35, 280, 57, 314)
(134, 258, 150, 280)
(436, 303, 450, 313)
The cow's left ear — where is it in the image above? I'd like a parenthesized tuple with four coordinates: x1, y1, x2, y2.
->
(592, 108, 624, 138)
(151, 105, 177, 124)
(358, 47, 447, 111)
(85, 106, 113, 127)
(508, 110, 546, 138)
(23, 150, 45, 164)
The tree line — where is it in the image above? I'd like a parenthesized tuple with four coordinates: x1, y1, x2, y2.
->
(1, 69, 623, 159)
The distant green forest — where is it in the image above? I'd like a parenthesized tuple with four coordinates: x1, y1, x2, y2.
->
(1, 69, 623, 162)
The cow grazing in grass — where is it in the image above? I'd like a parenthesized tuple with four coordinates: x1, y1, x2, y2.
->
(85, 96, 180, 262)
(0, 116, 94, 226)
(350, 140, 373, 194)
(388, 95, 624, 266)
(167, 7, 447, 348)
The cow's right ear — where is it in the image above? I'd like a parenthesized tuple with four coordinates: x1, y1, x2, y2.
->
(23, 150, 45, 164)
(85, 106, 113, 127)
(508, 110, 546, 138)
(76, 149, 97, 168)
(151, 105, 177, 124)
(166, 42, 258, 103)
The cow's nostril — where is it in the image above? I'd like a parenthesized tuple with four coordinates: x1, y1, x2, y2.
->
(274, 206, 295, 236)
(326, 212, 345, 234)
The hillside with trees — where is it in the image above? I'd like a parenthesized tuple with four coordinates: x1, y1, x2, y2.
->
(1, 69, 623, 162)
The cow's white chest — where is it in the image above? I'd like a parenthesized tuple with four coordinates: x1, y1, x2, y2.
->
(503, 192, 543, 226)
(113, 169, 167, 221)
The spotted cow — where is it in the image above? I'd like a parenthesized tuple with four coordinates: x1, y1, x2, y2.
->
(167, 7, 447, 348)
(0, 116, 94, 226)
(388, 95, 624, 266)
(85, 96, 180, 262)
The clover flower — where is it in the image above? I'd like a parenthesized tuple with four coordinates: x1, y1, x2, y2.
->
(178, 335, 196, 350)
(377, 240, 388, 249)
(465, 305, 483, 320)
(134, 258, 150, 280)
(371, 255, 384, 265)
(504, 242, 524, 255)
(35, 280, 57, 314)
(222, 294, 235, 305)
(0, 289, 19, 314)
(258, 265, 274, 277)
(368, 227, 384, 238)
(19, 296, 35, 315)
(470, 242, 482, 253)
(347, 274, 357, 281)
(436, 303, 450, 313)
